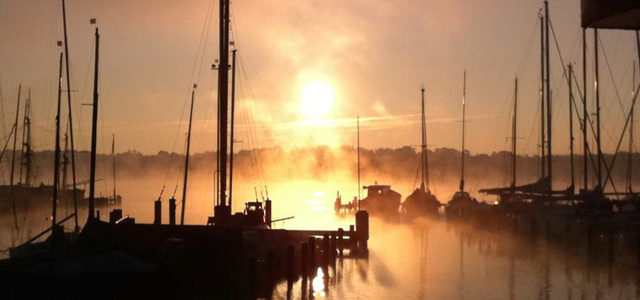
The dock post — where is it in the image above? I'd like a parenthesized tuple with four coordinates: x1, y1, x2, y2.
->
(330, 232, 337, 261)
(337, 228, 344, 257)
(154, 199, 161, 225)
(109, 209, 122, 224)
(356, 210, 369, 253)
(301, 242, 309, 279)
(349, 225, 355, 252)
(308, 237, 316, 274)
(265, 199, 272, 226)
(96, 210, 100, 221)
(169, 197, 176, 225)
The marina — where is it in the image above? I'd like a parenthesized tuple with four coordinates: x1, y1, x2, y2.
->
(1, 0, 640, 298)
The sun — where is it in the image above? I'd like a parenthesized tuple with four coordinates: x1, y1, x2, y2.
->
(300, 81, 335, 120)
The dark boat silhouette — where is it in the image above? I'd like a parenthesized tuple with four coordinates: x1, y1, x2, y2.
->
(402, 87, 441, 219)
(360, 184, 401, 219)
(446, 71, 480, 219)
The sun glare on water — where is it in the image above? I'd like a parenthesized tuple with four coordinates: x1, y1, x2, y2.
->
(300, 81, 335, 120)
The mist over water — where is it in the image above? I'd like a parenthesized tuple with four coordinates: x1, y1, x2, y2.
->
(1, 147, 639, 299)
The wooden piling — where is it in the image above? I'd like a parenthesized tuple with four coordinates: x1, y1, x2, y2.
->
(330, 232, 336, 261)
(337, 228, 344, 257)
(154, 200, 161, 225)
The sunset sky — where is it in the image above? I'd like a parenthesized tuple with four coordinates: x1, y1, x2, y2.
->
(1, 0, 638, 156)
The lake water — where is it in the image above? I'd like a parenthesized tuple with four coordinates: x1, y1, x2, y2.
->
(272, 217, 639, 300)
(1, 178, 639, 299)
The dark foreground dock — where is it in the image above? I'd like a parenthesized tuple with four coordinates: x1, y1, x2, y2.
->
(0, 210, 369, 299)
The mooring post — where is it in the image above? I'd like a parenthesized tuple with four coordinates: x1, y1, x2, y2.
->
(330, 232, 337, 261)
(337, 228, 344, 257)
(265, 199, 272, 226)
(349, 225, 355, 252)
(308, 237, 316, 274)
(96, 210, 100, 221)
(301, 242, 309, 280)
(154, 199, 161, 225)
(356, 210, 369, 253)
(109, 209, 122, 224)
(169, 197, 176, 225)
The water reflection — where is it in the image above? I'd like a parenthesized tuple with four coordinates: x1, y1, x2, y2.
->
(275, 217, 639, 299)
(312, 267, 326, 298)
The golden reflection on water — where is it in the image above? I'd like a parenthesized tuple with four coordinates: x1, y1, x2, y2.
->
(271, 217, 640, 299)
(312, 267, 326, 298)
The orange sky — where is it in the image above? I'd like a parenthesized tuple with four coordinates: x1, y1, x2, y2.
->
(0, 0, 638, 156)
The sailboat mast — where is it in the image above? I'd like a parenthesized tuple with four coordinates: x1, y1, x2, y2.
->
(544, 0, 552, 192)
(216, 0, 230, 215)
(582, 28, 588, 191)
(62, 128, 68, 189)
(19, 91, 31, 185)
(229, 49, 237, 210)
(511, 77, 518, 188)
(594, 28, 602, 188)
(62, 0, 79, 230)
(53, 52, 63, 229)
(628, 61, 636, 193)
(9, 85, 20, 188)
(568, 64, 575, 192)
(88, 27, 100, 220)
(420, 86, 428, 190)
(181, 85, 196, 225)
(112, 134, 116, 204)
(460, 71, 466, 192)
(357, 116, 361, 206)
(539, 12, 546, 180)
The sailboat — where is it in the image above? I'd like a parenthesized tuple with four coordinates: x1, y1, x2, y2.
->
(402, 87, 441, 219)
(445, 71, 479, 219)
(0, 88, 84, 217)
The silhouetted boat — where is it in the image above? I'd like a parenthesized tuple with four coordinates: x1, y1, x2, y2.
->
(402, 87, 441, 219)
(0, 89, 84, 216)
(359, 184, 401, 219)
(446, 71, 479, 219)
